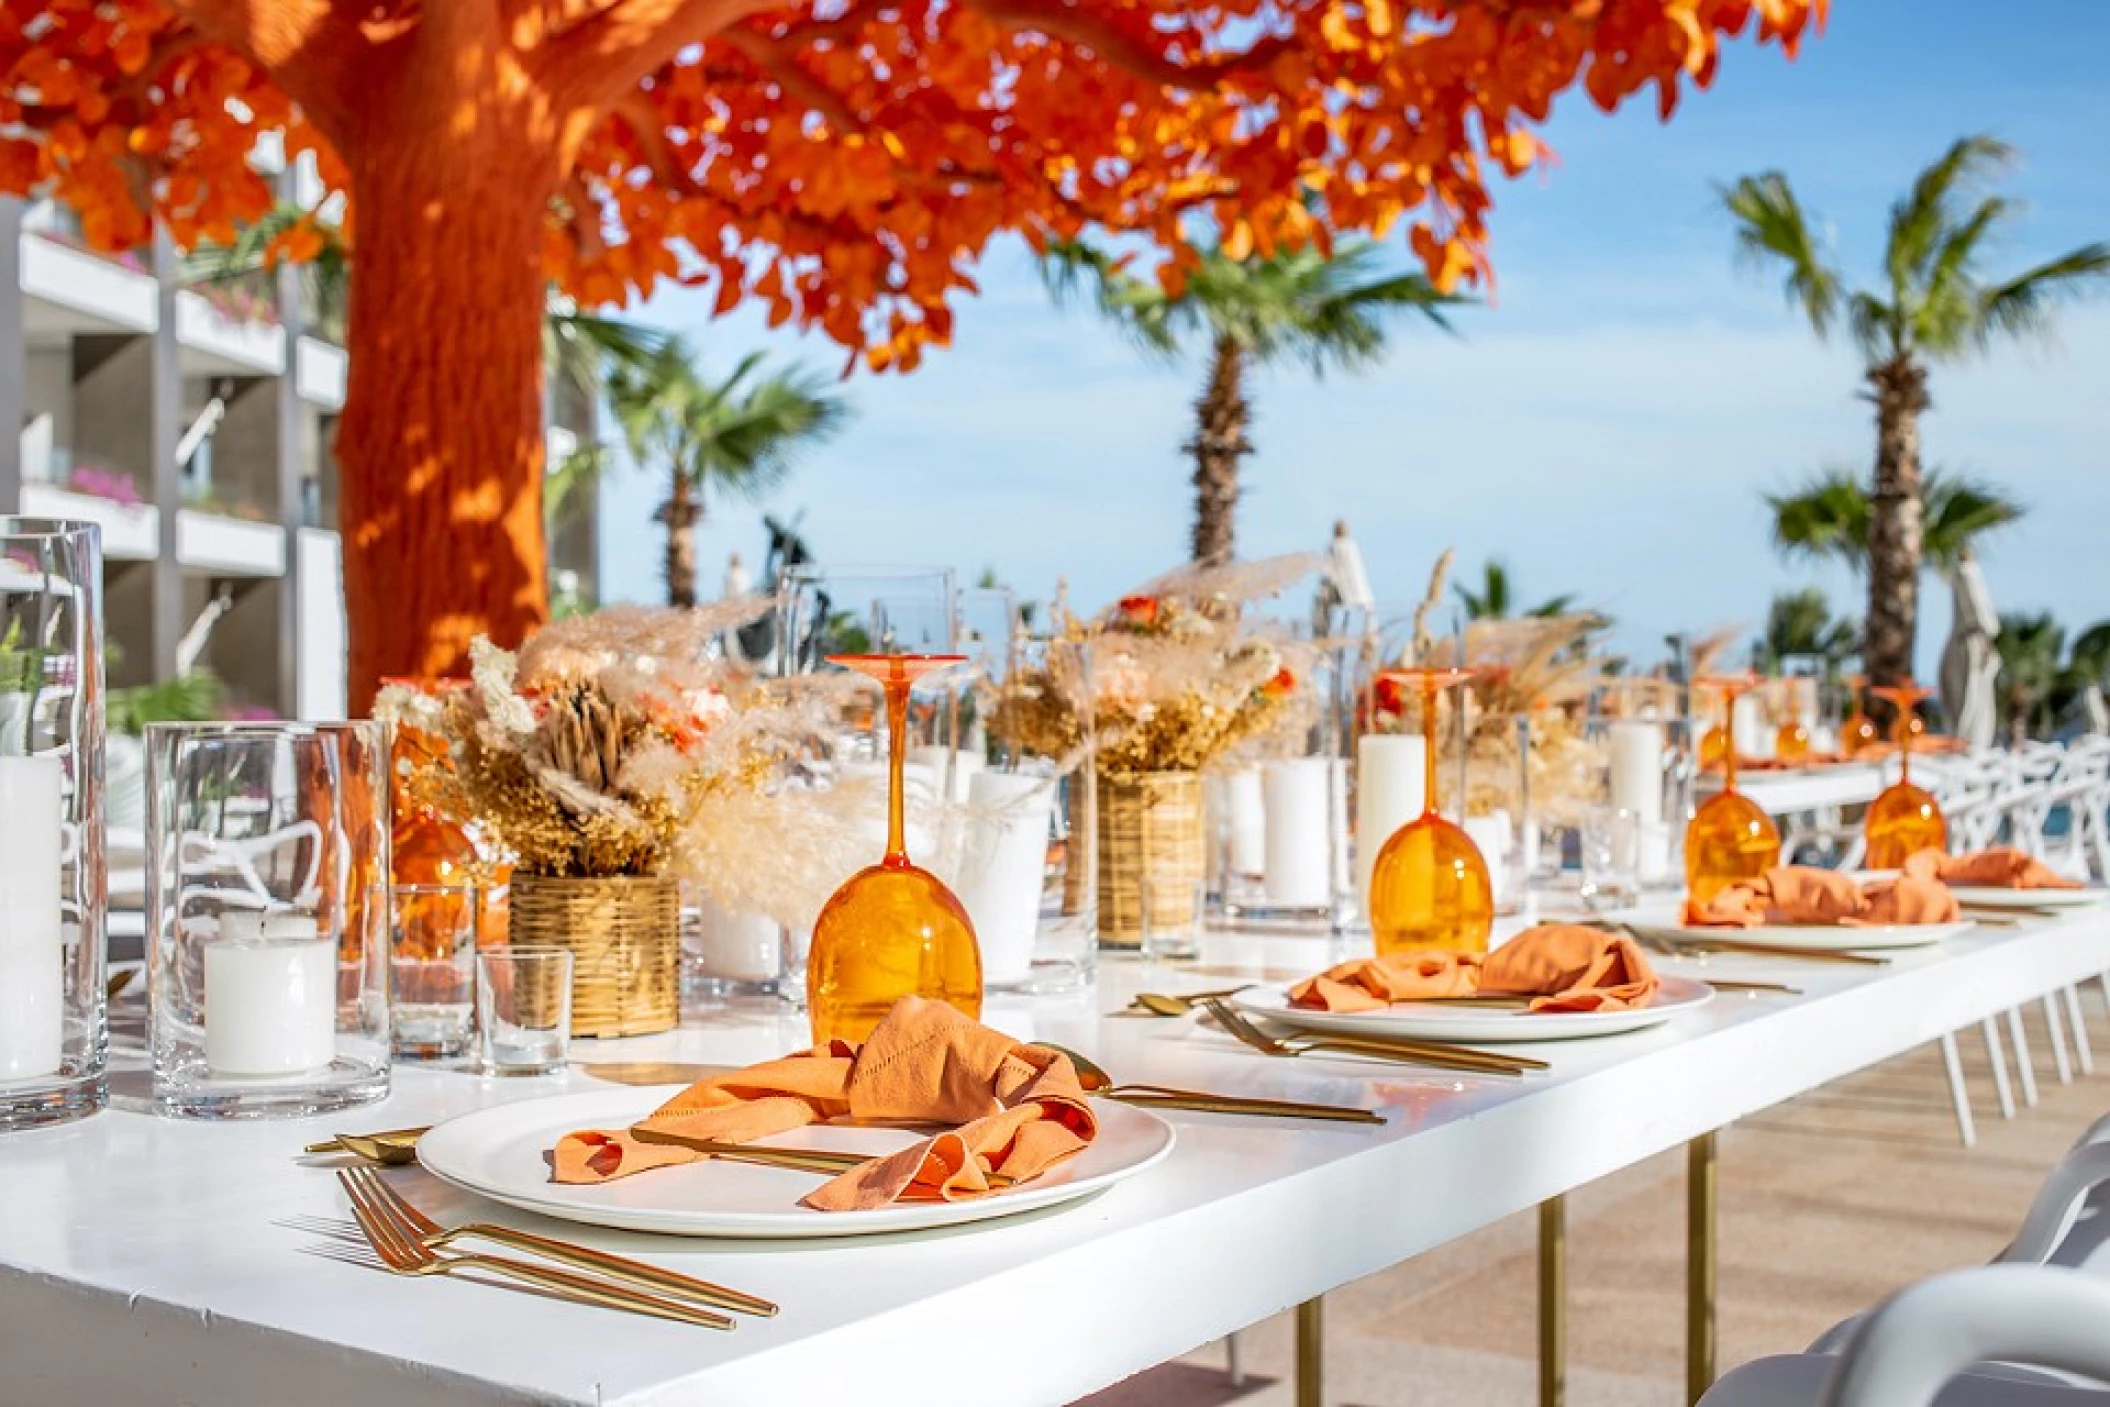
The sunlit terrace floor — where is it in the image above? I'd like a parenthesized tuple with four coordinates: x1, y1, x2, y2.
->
(1082, 995, 2110, 1406)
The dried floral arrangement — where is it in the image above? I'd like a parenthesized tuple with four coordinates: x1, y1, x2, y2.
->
(991, 556, 1319, 781)
(377, 602, 785, 879)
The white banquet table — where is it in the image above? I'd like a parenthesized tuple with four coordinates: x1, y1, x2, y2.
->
(4, 904, 2109, 1407)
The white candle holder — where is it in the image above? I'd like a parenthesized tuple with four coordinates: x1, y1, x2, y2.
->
(1218, 650, 1349, 934)
(147, 723, 391, 1119)
(0, 520, 107, 1132)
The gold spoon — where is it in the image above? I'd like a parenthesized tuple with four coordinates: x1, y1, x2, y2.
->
(105, 969, 136, 1001)
(1122, 987, 1255, 1017)
(305, 1126, 428, 1158)
(329, 1131, 421, 1166)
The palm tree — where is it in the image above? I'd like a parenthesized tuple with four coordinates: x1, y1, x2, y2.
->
(1455, 558, 1577, 620)
(1755, 589, 1857, 676)
(604, 342, 847, 607)
(1996, 612, 2068, 744)
(1765, 467, 2025, 574)
(1043, 238, 1459, 566)
(1723, 136, 2109, 687)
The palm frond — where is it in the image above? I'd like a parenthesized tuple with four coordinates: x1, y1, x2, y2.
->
(1974, 242, 2110, 351)
(1913, 196, 2014, 355)
(1038, 238, 1184, 359)
(1885, 135, 2015, 309)
(1720, 172, 1842, 337)
(1765, 470, 1870, 572)
(1921, 473, 2025, 568)
(545, 443, 613, 526)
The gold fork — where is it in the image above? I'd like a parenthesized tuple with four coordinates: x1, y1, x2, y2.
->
(334, 1169, 733, 1328)
(342, 1166, 775, 1317)
(1200, 998, 1542, 1076)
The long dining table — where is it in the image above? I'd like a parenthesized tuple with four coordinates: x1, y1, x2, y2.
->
(4, 899, 2108, 1407)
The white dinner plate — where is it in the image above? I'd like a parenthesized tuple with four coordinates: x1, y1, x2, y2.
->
(1629, 919, 1972, 952)
(1947, 886, 2107, 910)
(1231, 975, 1714, 1044)
(1854, 873, 2106, 911)
(417, 1087, 1175, 1239)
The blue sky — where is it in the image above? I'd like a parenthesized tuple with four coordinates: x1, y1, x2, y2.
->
(598, 0, 2110, 675)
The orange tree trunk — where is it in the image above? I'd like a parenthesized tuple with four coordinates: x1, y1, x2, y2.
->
(335, 106, 556, 708)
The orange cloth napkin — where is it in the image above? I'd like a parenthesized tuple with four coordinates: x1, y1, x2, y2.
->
(1288, 925, 1660, 1015)
(1682, 866, 1961, 927)
(1905, 847, 2082, 891)
(550, 997, 1096, 1211)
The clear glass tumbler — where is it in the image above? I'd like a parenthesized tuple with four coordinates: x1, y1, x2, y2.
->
(388, 883, 478, 1059)
(478, 948, 574, 1076)
(0, 519, 106, 1131)
(148, 722, 390, 1118)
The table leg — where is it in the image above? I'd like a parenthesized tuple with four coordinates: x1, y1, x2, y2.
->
(1687, 1131, 1718, 1406)
(1296, 1297, 1323, 1407)
(1539, 1196, 1566, 1407)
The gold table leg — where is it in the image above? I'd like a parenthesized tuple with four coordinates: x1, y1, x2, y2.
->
(1540, 1196, 1566, 1407)
(1687, 1131, 1718, 1406)
(1296, 1296, 1323, 1407)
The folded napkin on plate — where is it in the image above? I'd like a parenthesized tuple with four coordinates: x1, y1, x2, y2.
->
(1288, 925, 1660, 1015)
(1904, 847, 2083, 891)
(550, 997, 1096, 1211)
(1682, 866, 1961, 928)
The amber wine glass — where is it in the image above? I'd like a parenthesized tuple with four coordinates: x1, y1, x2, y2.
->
(1839, 675, 1881, 754)
(1368, 668, 1494, 955)
(807, 653, 983, 1043)
(1864, 682, 1945, 869)
(1685, 674, 1782, 904)
(1773, 677, 1812, 765)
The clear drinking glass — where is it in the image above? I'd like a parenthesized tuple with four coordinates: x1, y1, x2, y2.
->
(0, 520, 106, 1131)
(388, 883, 478, 1059)
(477, 948, 573, 1076)
(1141, 874, 1206, 961)
(1580, 803, 1642, 912)
(148, 722, 390, 1119)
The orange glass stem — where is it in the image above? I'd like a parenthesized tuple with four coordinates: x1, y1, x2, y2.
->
(1721, 687, 1740, 793)
(1421, 678, 1440, 818)
(883, 670, 910, 867)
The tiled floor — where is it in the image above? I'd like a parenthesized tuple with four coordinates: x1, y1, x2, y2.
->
(1080, 996, 2110, 1405)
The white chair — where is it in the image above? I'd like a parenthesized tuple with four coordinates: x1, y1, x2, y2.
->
(1700, 1267, 2110, 1406)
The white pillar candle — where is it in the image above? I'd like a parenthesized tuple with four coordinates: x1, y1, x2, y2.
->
(1463, 813, 1511, 912)
(1607, 720, 1665, 827)
(692, 893, 781, 983)
(955, 772, 1054, 984)
(908, 746, 984, 804)
(1223, 767, 1266, 879)
(1636, 819, 1673, 885)
(0, 756, 64, 1081)
(1355, 734, 1426, 911)
(1261, 758, 1333, 908)
(204, 912, 337, 1077)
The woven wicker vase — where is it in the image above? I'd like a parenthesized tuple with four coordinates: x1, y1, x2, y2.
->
(1096, 770, 1206, 948)
(507, 874, 680, 1038)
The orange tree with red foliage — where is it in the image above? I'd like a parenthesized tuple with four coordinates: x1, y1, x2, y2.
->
(2, 0, 1822, 707)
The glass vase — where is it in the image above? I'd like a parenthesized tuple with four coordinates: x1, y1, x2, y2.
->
(148, 722, 391, 1119)
(0, 519, 106, 1131)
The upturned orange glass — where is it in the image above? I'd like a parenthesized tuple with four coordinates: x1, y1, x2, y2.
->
(1864, 682, 1946, 868)
(1685, 675, 1782, 903)
(1839, 675, 1882, 754)
(807, 654, 983, 1043)
(1368, 668, 1494, 955)
(1773, 678, 1812, 764)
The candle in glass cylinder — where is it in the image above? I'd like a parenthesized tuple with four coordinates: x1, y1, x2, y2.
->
(1607, 720, 1665, 826)
(1355, 735, 1426, 910)
(205, 912, 337, 1077)
(955, 771, 1055, 985)
(1261, 758, 1333, 908)
(1223, 768, 1266, 880)
(0, 757, 64, 1081)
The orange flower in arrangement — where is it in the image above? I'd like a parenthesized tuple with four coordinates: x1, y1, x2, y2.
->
(1117, 596, 1161, 629)
(1263, 667, 1298, 701)
(1373, 673, 1409, 719)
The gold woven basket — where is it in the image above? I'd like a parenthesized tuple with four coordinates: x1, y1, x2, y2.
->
(507, 874, 680, 1038)
(1096, 769, 1205, 948)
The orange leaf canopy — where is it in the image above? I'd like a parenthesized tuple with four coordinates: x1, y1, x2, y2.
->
(2, 0, 1825, 370)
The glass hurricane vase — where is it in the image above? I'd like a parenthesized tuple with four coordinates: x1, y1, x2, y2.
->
(1367, 668, 1493, 955)
(807, 654, 983, 1044)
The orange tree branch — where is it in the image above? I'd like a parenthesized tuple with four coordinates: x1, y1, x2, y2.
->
(161, 0, 382, 141)
(609, 90, 705, 195)
(536, 0, 777, 111)
(717, 27, 868, 134)
(961, 0, 1293, 90)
